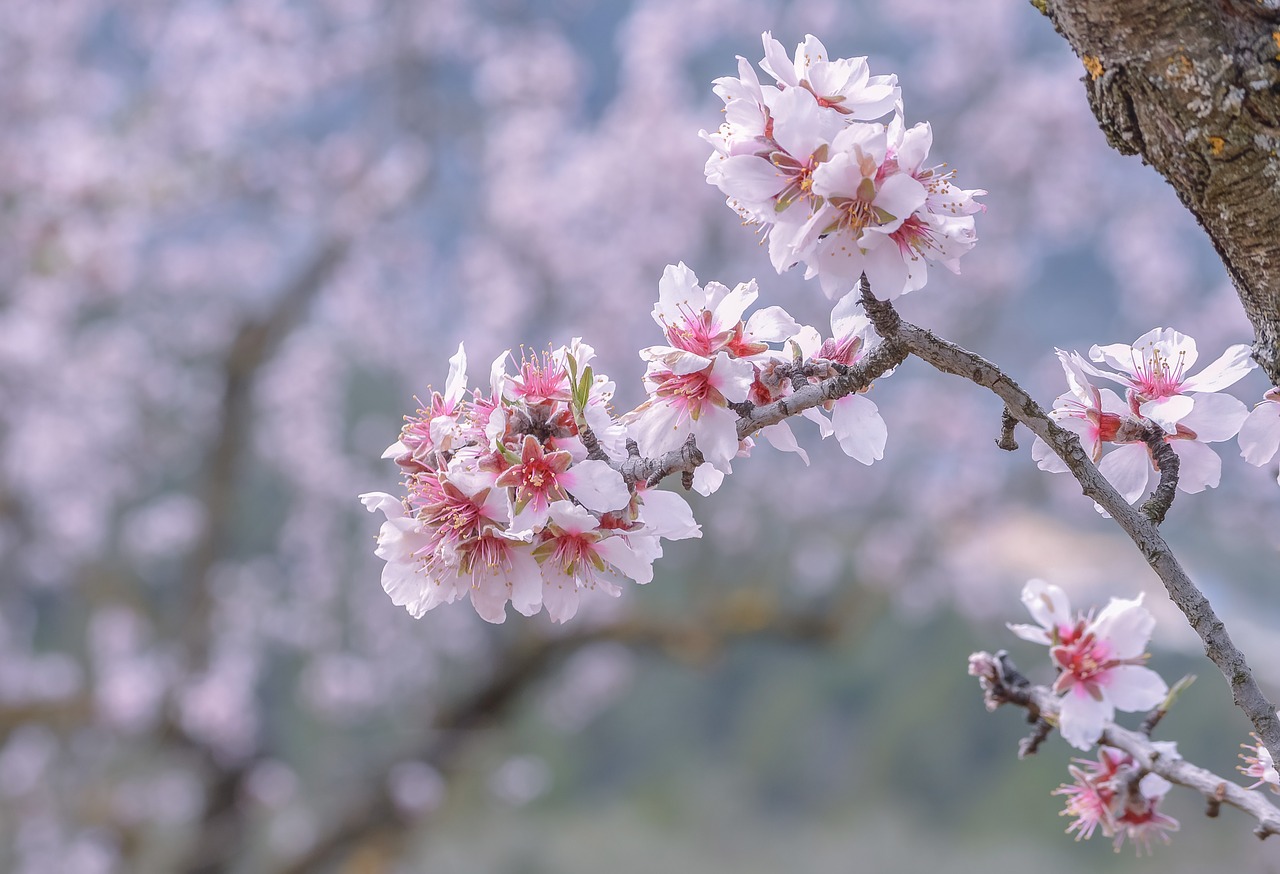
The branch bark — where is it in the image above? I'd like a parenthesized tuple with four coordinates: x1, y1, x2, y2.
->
(1031, 0, 1280, 383)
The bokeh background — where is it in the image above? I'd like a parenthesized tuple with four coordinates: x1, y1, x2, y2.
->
(3, 0, 1279, 871)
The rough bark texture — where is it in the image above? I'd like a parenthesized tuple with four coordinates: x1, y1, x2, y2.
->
(1035, 0, 1280, 383)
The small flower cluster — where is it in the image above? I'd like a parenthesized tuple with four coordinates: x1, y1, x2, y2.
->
(1009, 579, 1168, 750)
(1055, 745, 1180, 854)
(1240, 733, 1280, 793)
(1032, 328, 1255, 501)
(623, 263, 889, 496)
(703, 32, 984, 301)
(361, 342, 701, 624)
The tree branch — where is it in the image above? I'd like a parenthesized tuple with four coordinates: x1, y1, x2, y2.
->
(269, 607, 850, 874)
(855, 285, 1280, 768)
(971, 650, 1280, 839)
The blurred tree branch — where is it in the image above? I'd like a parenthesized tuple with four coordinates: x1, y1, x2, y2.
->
(179, 598, 857, 874)
(1029, 0, 1280, 383)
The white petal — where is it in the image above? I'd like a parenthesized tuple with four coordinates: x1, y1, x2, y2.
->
(1181, 343, 1254, 392)
(637, 489, 701, 541)
(1098, 444, 1150, 503)
(1058, 686, 1112, 750)
(1031, 435, 1069, 473)
(359, 491, 405, 519)
(1103, 665, 1168, 712)
(830, 395, 886, 464)
(694, 402, 745, 471)
(541, 566, 580, 624)
(1170, 439, 1221, 493)
(1178, 392, 1247, 443)
(829, 290, 871, 340)
(760, 421, 809, 465)
(468, 571, 509, 624)
(1138, 394, 1194, 432)
(1020, 578, 1071, 633)
(444, 342, 468, 405)
(872, 172, 927, 225)
(707, 352, 755, 403)
(1239, 401, 1280, 465)
(691, 462, 725, 496)
(1006, 622, 1051, 646)
(596, 536, 656, 585)
(560, 460, 630, 512)
(506, 546, 543, 617)
(1092, 595, 1154, 659)
(744, 306, 802, 344)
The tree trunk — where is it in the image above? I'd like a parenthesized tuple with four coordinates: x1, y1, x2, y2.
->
(1033, 0, 1280, 383)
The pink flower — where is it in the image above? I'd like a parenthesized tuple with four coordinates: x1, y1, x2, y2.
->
(1009, 580, 1168, 750)
(758, 32, 899, 119)
(532, 502, 657, 624)
(1240, 733, 1280, 793)
(1086, 327, 1253, 432)
(1055, 746, 1180, 854)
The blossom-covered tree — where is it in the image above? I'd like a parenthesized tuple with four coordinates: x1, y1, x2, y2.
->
(4, 1, 1280, 872)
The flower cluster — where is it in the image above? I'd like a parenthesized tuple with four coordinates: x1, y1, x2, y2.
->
(364, 264, 899, 622)
(361, 342, 701, 624)
(1240, 733, 1280, 793)
(1032, 329, 1255, 501)
(702, 32, 984, 302)
(1009, 579, 1168, 750)
(1055, 745, 1180, 854)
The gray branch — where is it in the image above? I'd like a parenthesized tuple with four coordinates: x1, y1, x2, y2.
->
(851, 284, 1280, 768)
(971, 650, 1280, 839)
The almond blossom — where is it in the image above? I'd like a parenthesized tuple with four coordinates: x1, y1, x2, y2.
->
(1086, 327, 1253, 432)
(703, 31, 982, 301)
(1055, 745, 1180, 854)
(625, 263, 783, 475)
(1034, 339, 1249, 502)
(1009, 580, 1168, 750)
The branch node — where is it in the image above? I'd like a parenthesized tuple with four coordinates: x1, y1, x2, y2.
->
(996, 405, 1020, 451)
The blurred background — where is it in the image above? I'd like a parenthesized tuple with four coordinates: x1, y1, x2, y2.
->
(2, 0, 1279, 871)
